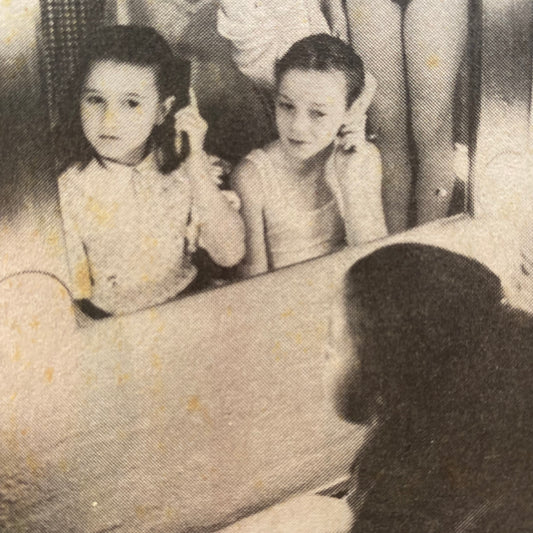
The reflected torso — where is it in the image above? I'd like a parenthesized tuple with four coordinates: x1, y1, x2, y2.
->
(58, 157, 197, 314)
(244, 148, 346, 269)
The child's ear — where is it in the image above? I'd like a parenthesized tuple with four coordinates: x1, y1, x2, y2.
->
(157, 96, 176, 125)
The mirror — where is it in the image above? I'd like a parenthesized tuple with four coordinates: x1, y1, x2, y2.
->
(0, 0, 475, 318)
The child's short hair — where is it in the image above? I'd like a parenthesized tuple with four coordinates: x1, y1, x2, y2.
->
(274, 34, 365, 107)
(58, 25, 190, 173)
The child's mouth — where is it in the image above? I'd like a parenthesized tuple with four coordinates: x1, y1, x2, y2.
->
(100, 134, 120, 141)
(288, 138, 308, 146)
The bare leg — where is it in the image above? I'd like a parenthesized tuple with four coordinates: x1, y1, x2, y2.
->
(405, 0, 468, 224)
(346, 0, 412, 233)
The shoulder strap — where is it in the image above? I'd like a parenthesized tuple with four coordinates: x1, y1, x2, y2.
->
(325, 150, 346, 218)
(244, 149, 282, 202)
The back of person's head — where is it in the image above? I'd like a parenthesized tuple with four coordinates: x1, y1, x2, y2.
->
(344, 244, 503, 421)
(345, 244, 533, 531)
(57, 25, 190, 172)
(275, 34, 365, 107)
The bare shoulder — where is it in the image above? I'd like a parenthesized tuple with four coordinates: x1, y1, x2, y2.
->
(230, 154, 266, 201)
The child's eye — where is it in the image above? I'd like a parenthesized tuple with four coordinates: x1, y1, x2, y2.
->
(277, 101, 294, 111)
(310, 110, 326, 119)
(126, 99, 140, 109)
(84, 95, 105, 105)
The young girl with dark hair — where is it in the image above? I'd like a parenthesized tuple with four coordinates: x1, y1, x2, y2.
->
(57, 25, 244, 316)
(231, 34, 387, 278)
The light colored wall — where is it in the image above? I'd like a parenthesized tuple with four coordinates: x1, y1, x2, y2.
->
(0, 1, 53, 225)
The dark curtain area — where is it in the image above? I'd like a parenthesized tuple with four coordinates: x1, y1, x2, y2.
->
(0, 1, 106, 225)
(39, 0, 107, 130)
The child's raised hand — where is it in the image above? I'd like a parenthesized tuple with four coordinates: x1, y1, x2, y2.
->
(337, 73, 378, 152)
(174, 88, 207, 155)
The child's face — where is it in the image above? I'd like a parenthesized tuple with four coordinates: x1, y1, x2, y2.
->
(275, 69, 349, 162)
(81, 60, 169, 165)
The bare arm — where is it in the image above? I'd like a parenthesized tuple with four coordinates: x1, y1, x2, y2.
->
(335, 142, 388, 245)
(176, 91, 245, 267)
(185, 154, 245, 267)
(230, 159, 269, 277)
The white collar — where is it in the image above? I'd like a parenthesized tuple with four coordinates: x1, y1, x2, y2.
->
(91, 152, 159, 177)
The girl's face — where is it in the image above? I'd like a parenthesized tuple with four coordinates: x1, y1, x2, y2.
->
(323, 292, 371, 423)
(275, 69, 349, 162)
(81, 60, 172, 166)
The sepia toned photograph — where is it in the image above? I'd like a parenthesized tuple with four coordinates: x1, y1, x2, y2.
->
(0, 0, 532, 531)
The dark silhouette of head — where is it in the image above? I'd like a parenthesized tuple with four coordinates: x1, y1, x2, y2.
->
(341, 244, 533, 532)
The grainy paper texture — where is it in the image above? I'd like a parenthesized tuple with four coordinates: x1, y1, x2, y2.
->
(0, 1, 532, 531)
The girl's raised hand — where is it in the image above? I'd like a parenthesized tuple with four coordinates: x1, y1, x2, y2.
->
(174, 88, 208, 155)
(337, 73, 378, 152)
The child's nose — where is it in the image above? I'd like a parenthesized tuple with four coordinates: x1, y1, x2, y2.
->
(102, 104, 118, 130)
(290, 111, 310, 135)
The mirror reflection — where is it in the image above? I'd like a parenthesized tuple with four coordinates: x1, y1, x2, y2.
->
(0, 0, 474, 318)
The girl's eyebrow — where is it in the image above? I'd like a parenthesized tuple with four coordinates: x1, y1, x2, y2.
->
(81, 88, 143, 98)
(278, 92, 332, 108)
(277, 93, 292, 101)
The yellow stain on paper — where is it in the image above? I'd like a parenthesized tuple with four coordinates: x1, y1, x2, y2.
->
(26, 451, 41, 477)
(115, 363, 131, 386)
(86, 196, 117, 226)
(12, 345, 21, 362)
(44, 367, 54, 383)
(85, 371, 97, 386)
(135, 505, 149, 520)
(186, 395, 212, 426)
(426, 55, 440, 69)
(117, 372, 131, 385)
(46, 229, 60, 246)
(151, 352, 162, 371)
(75, 260, 91, 296)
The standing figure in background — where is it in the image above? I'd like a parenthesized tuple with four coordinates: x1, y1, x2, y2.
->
(347, 0, 468, 231)
(218, 0, 348, 86)
(217, 0, 376, 149)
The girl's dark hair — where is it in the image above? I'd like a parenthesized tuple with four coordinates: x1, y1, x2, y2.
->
(274, 34, 365, 107)
(56, 25, 190, 173)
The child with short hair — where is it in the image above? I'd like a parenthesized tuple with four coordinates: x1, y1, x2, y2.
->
(231, 34, 387, 277)
(57, 25, 244, 316)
